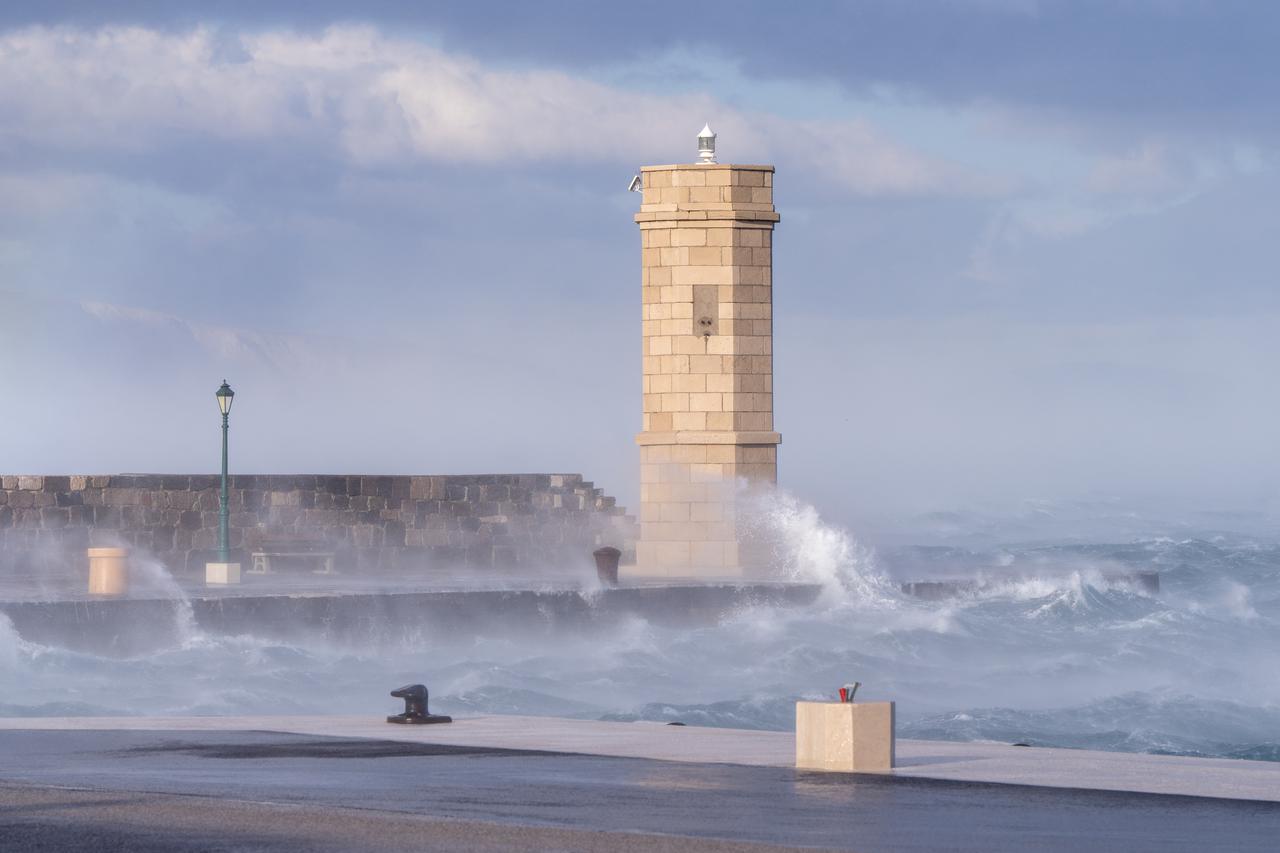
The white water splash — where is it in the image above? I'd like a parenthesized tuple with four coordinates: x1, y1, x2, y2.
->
(1183, 579, 1260, 622)
(125, 555, 200, 647)
(0, 613, 22, 671)
(746, 488, 897, 607)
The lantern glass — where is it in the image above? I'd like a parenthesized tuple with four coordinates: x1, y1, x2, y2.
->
(698, 135, 715, 152)
(216, 382, 235, 415)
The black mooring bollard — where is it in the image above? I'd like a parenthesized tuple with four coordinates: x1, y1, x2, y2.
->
(387, 683, 452, 725)
(593, 546, 621, 586)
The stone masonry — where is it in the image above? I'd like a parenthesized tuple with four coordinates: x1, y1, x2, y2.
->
(0, 474, 635, 576)
(633, 162, 782, 576)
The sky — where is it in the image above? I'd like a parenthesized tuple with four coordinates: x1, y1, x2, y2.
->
(2, 1, 1278, 540)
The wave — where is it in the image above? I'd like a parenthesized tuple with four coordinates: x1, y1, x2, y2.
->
(900, 691, 1280, 761)
(1, 495, 1278, 762)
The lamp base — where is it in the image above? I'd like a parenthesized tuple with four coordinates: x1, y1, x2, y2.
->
(387, 714, 453, 725)
(205, 562, 241, 585)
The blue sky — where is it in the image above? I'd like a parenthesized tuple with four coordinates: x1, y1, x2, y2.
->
(2, 1, 1278, 537)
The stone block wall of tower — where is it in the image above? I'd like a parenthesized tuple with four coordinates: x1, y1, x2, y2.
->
(634, 163, 781, 576)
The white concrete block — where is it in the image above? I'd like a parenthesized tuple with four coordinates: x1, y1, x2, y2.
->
(205, 562, 241, 585)
(796, 701, 895, 772)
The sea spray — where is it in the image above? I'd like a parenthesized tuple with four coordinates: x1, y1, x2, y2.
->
(744, 488, 896, 607)
(0, 501, 1277, 761)
(0, 612, 23, 671)
(125, 555, 201, 649)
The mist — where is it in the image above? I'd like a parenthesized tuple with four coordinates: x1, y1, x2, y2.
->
(4, 285, 1279, 546)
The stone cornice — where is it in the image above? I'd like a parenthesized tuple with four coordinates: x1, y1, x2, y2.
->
(635, 431, 782, 446)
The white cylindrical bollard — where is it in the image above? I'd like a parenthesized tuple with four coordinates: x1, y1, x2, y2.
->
(87, 547, 129, 596)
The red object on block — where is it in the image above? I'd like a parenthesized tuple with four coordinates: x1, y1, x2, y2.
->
(838, 687, 849, 703)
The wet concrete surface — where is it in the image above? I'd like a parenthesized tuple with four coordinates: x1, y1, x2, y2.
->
(0, 785, 796, 853)
(2, 730, 1279, 852)
(12, 713, 1278, 801)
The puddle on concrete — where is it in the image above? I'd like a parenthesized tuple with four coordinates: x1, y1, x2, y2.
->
(124, 738, 566, 760)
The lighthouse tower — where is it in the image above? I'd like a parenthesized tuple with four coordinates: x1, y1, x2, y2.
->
(632, 126, 781, 577)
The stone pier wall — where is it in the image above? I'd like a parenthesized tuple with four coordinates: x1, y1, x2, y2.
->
(0, 474, 635, 576)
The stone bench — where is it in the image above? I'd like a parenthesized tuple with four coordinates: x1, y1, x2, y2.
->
(248, 542, 336, 575)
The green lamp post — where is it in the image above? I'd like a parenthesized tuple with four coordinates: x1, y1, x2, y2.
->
(215, 380, 235, 564)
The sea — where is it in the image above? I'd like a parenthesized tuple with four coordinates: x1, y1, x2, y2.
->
(2, 492, 1277, 762)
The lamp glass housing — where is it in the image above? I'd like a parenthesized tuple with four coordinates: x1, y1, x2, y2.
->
(216, 381, 235, 415)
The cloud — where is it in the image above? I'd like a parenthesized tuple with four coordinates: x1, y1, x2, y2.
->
(453, 2, 1280, 138)
(962, 134, 1243, 283)
(1087, 141, 1195, 199)
(79, 299, 321, 368)
(0, 24, 990, 197)
(783, 116, 1008, 197)
(0, 26, 294, 149)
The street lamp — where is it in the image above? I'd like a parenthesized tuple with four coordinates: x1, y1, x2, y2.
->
(215, 380, 235, 564)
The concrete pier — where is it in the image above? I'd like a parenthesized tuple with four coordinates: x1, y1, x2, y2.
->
(0, 715, 1277, 852)
(3, 714, 1275, 802)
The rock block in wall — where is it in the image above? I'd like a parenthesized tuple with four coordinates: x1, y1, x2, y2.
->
(361, 476, 394, 497)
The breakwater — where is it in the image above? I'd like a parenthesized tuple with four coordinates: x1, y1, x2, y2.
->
(0, 473, 635, 575)
(0, 582, 822, 657)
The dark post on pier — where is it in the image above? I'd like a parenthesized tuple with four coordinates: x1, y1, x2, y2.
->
(215, 380, 235, 564)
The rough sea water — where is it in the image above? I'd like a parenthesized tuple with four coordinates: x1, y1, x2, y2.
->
(1, 492, 1278, 763)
